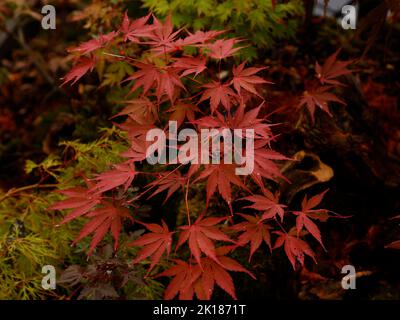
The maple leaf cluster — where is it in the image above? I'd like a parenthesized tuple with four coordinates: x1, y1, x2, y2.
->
(298, 49, 354, 122)
(51, 13, 335, 300)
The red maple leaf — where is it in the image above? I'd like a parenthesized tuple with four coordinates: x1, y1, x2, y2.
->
(129, 220, 173, 273)
(120, 12, 155, 43)
(73, 201, 132, 254)
(315, 49, 353, 86)
(199, 81, 237, 113)
(157, 247, 254, 300)
(116, 116, 156, 142)
(241, 189, 286, 222)
(167, 101, 200, 128)
(178, 30, 225, 47)
(156, 259, 202, 300)
(127, 63, 185, 102)
(231, 213, 272, 261)
(61, 56, 96, 86)
(120, 139, 149, 162)
(69, 31, 117, 55)
(194, 102, 272, 140)
(232, 61, 269, 97)
(274, 231, 316, 270)
(147, 171, 186, 203)
(292, 189, 330, 247)
(172, 56, 207, 78)
(112, 98, 158, 123)
(93, 162, 137, 194)
(146, 14, 183, 54)
(205, 39, 243, 60)
(252, 140, 290, 188)
(49, 185, 101, 224)
(193, 247, 255, 300)
(298, 86, 345, 122)
(195, 164, 247, 210)
(176, 215, 234, 266)
(156, 67, 186, 102)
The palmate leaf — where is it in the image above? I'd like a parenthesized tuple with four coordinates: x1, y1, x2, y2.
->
(193, 251, 255, 300)
(176, 215, 234, 266)
(49, 184, 101, 224)
(61, 56, 96, 86)
(146, 14, 183, 54)
(120, 12, 155, 43)
(298, 86, 345, 122)
(240, 189, 286, 222)
(232, 61, 270, 97)
(157, 247, 254, 300)
(73, 201, 132, 254)
(155, 259, 202, 300)
(194, 164, 247, 210)
(92, 162, 137, 194)
(205, 38, 243, 60)
(172, 56, 207, 78)
(199, 81, 237, 113)
(315, 49, 353, 86)
(194, 102, 273, 140)
(231, 213, 272, 261)
(69, 31, 117, 55)
(274, 231, 316, 270)
(167, 101, 200, 128)
(126, 62, 185, 102)
(146, 171, 185, 203)
(292, 189, 330, 248)
(129, 220, 173, 273)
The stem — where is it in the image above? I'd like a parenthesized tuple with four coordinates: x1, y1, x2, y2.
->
(185, 177, 191, 226)
(0, 184, 58, 203)
(127, 164, 184, 203)
(102, 51, 136, 62)
(275, 218, 287, 234)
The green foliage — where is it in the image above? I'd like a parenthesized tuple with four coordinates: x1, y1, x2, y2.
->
(0, 190, 73, 299)
(141, 0, 304, 59)
(0, 127, 161, 299)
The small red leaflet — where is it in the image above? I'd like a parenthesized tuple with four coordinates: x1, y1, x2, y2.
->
(241, 189, 286, 222)
(69, 31, 117, 55)
(292, 189, 330, 248)
(298, 86, 345, 122)
(274, 231, 316, 270)
(231, 213, 272, 261)
(129, 220, 173, 273)
(93, 163, 137, 194)
(120, 12, 155, 43)
(156, 259, 202, 300)
(232, 61, 270, 97)
(176, 215, 234, 266)
(199, 81, 237, 113)
(49, 184, 101, 224)
(315, 49, 353, 86)
(61, 56, 96, 86)
(73, 201, 132, 254)
(193, 249, 255, 300)
(205, 38, 243, 60)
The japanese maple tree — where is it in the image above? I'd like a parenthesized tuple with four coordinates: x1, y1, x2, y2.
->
(51, 13, 342, 300)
